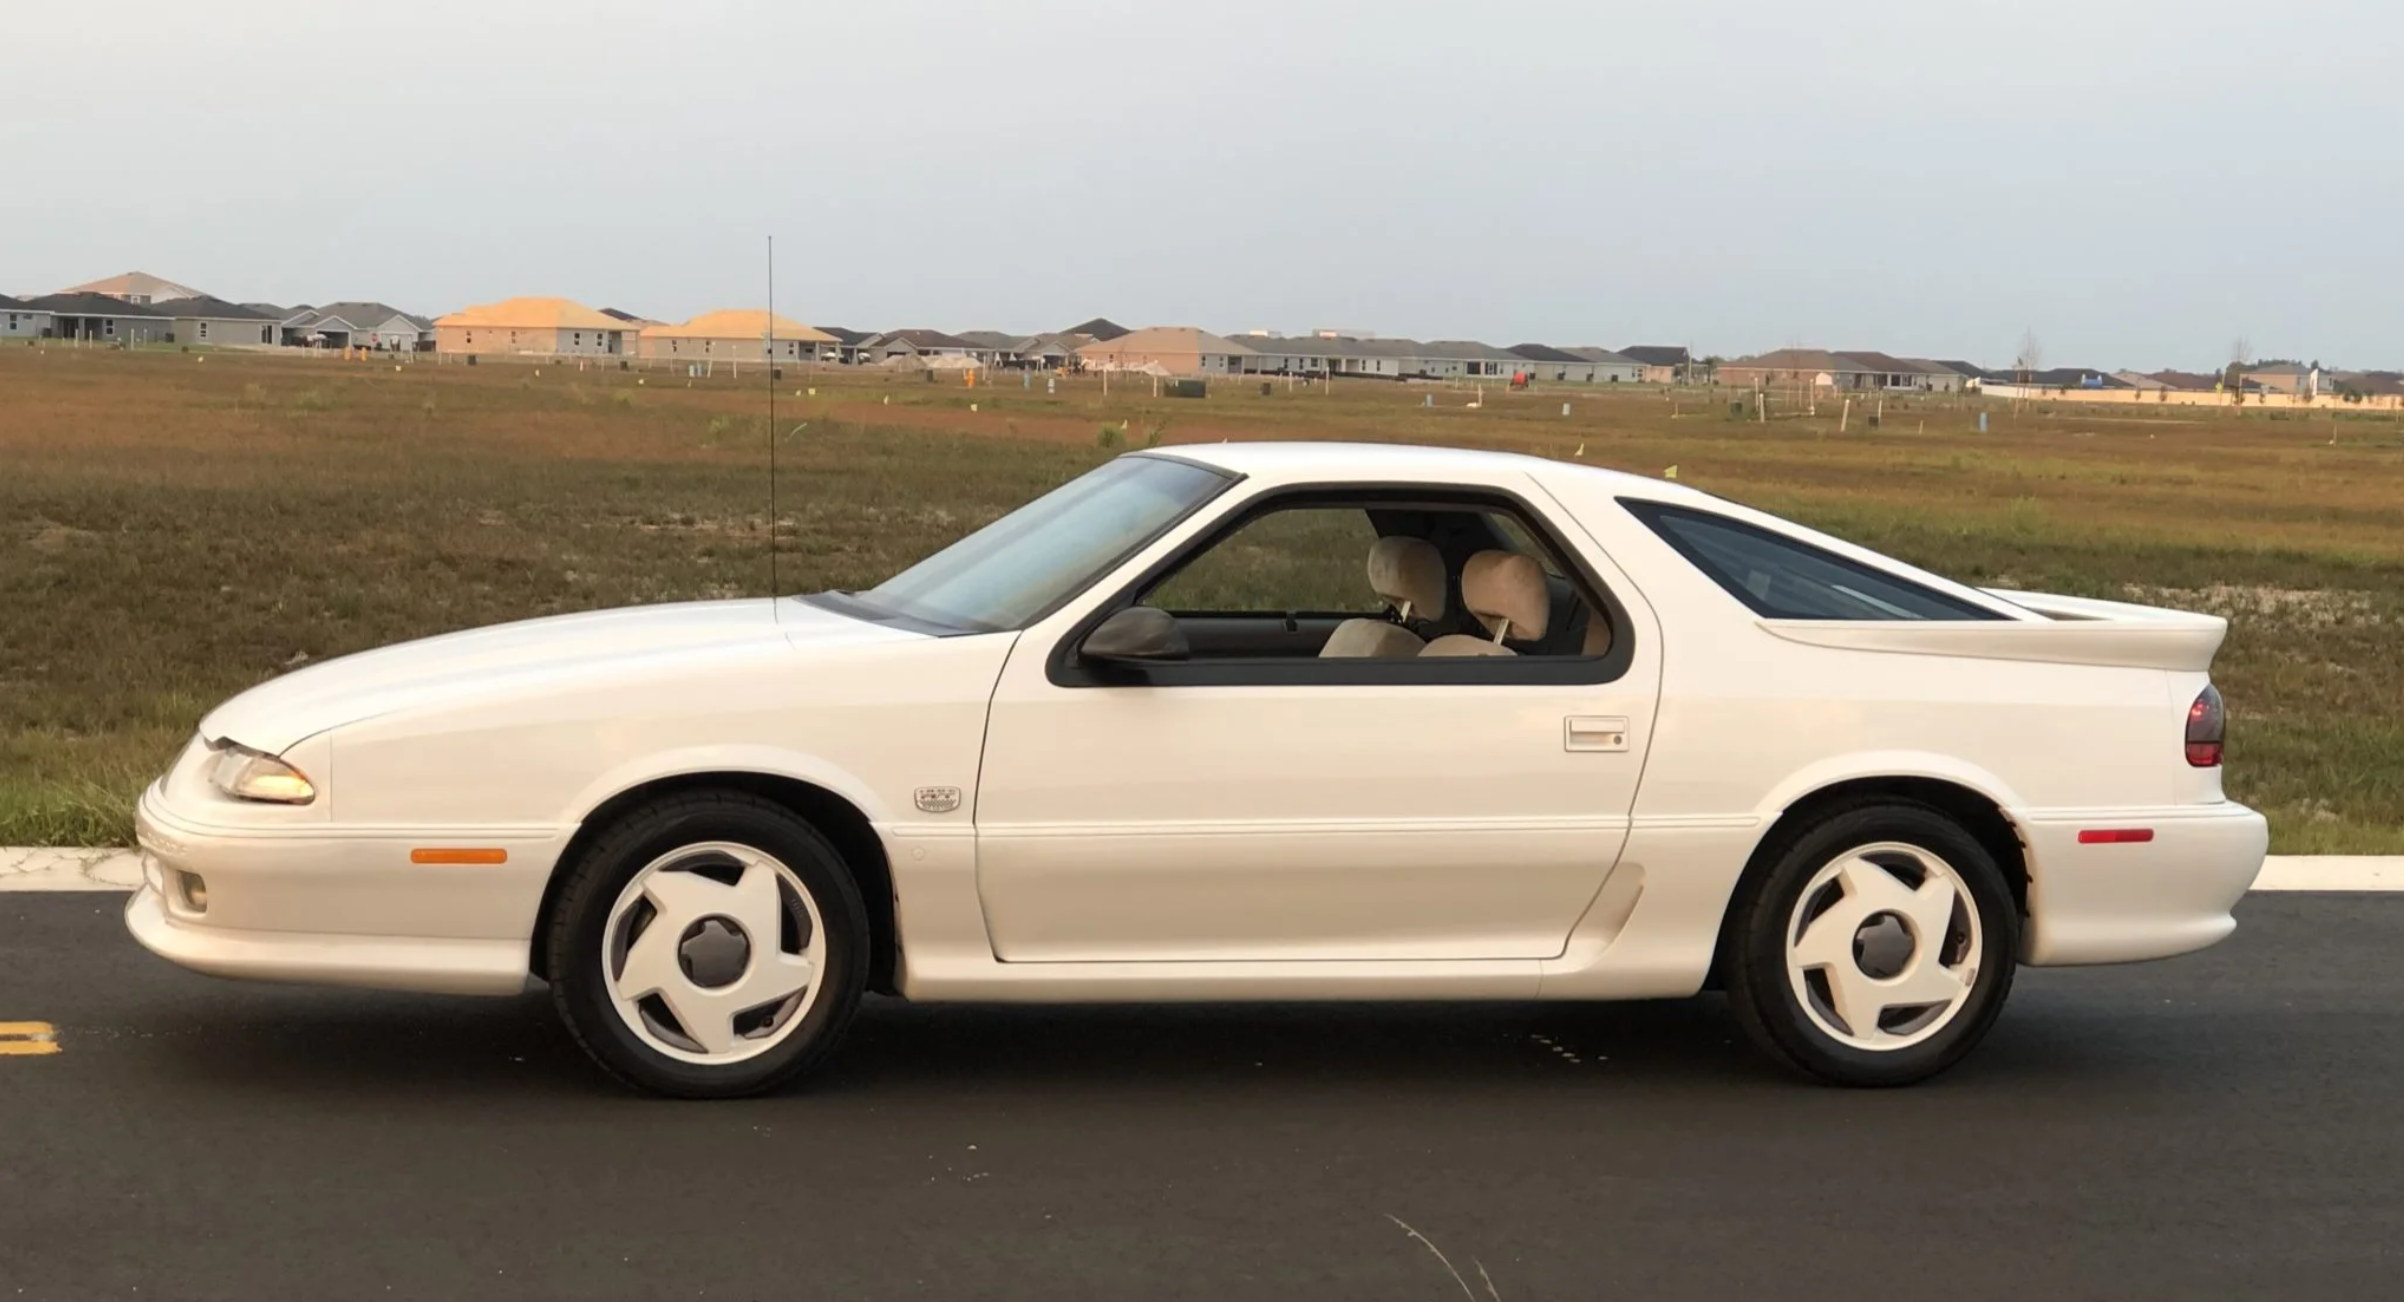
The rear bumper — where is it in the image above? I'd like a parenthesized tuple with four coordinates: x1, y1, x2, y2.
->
(125, 784, 558, 996)
(2018, 802, 2268, 966)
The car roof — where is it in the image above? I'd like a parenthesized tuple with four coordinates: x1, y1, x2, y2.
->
(1144, 440, 1707, 503)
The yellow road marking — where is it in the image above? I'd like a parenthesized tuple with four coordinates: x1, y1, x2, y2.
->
(0, 1021, 60, 1056)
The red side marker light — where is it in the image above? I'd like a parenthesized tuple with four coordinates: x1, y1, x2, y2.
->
(2078, 829, 2155, 844)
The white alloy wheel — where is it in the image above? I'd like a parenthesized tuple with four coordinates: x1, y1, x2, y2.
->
(1783, 842, 1984, 1052)
(601, 841, 825, 1066)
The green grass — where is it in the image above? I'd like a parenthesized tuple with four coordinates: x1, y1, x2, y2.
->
(4, 344, 2401, 850)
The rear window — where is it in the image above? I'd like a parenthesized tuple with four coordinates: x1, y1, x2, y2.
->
(1623, 501, 2005, 621)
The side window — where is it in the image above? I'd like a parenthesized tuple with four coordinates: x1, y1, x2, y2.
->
(1626, 501, 2005, 621)
(1147, 507, 1382, 614)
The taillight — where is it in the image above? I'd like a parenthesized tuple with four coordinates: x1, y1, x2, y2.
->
(2185, 685, 2225, 767)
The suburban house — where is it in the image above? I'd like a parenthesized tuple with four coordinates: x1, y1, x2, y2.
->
(639, 310, 838, 363)
(1234, 334, 1418, 378)
(1011, 333, 1086, 369)
(2111, 371, 2171, 392)
(1720, 348, 1963, 392)
(434, 297, 629, 356)
(58, 270, 208, 305)
(155, 295, 278, 346)
(1508, 344, 1600, 383)
(1078, 326, 1256, 376)
(954, 331, 1026, 366)
(1, 294, 52, 338)
(1062, 317, 1130, 342)
(1836, 351, 1966, 393)
(2243, 362, 2320, 397)
(20, 293, 173, 343)
(2328, 370, 2404, 400)
(1565, 347, 1648, 383)
(860, 329, 981, 365)
(813, 326, 875, 365)
(283, 302, 433, 351)
(1412, 340, 1524, 379)
(1930, 360, 1990, 384)
(1616, 344, 1692, 384)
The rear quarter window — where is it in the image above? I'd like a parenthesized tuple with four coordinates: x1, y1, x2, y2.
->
(1622, 501, 2006, 621)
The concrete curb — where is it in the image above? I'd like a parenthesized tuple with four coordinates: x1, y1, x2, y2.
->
(4, 848, 2401, 893)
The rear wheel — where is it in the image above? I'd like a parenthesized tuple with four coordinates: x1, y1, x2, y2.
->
(1725, 802, 2018, 1086)
(545, 792, 869, 1098)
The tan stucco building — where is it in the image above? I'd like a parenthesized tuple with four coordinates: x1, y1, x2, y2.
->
(434, 297, 629, 356)
(639, 310, 838, 363)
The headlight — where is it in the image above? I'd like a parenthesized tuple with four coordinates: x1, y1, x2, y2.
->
(210, 744, 317, 805)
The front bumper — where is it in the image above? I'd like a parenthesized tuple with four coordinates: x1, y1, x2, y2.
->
(126, 784, 564, 996)
(2018, 802, 2269, 966)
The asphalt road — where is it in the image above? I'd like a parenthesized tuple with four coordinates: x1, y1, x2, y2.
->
(4, 894, 2401, 1301)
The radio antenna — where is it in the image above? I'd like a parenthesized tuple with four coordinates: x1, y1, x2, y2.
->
(766, 234, 779, 599)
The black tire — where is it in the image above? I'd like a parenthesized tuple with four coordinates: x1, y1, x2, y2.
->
(544, 791, 870, 1098)
(1724, 801, 2018, 1087)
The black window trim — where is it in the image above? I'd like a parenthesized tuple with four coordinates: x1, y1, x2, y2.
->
(1046, 481, 1639, 688)
(1618, 497, 2011, 622)
(802, 452, 1242, 637)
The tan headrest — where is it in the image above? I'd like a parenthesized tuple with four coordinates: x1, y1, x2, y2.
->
(1460, 551, 1549, 641)
(1366, 536, 1446, 621)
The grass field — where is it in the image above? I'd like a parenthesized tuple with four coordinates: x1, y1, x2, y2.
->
(5, 343, 2401, 851)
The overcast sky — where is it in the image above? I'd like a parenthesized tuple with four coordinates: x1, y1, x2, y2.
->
(4, 0, 2395, 369)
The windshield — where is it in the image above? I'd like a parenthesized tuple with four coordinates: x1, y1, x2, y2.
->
(845, 456, 1231, 632)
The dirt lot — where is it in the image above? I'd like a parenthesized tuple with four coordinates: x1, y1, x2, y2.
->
(5, 343, 2401, 850)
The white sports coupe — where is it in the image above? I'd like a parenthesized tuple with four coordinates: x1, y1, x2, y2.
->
(128, 442, 2266, 1094)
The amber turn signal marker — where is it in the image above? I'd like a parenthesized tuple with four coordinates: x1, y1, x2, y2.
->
(410, 848, 509, 865)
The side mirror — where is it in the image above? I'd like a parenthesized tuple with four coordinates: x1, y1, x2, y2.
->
(1079, 607, 1188, 664)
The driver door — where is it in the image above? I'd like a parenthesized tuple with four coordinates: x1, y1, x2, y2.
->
(972, 491, 1661, 964)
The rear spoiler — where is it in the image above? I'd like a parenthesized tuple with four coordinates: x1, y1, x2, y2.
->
(1755, 589, 2227, 672)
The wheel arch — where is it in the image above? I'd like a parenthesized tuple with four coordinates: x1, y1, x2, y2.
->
(530, 771, 899, 995)
(1705, 773, 2031, 987)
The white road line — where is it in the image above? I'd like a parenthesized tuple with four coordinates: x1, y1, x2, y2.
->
(3, 849, 2402, 892)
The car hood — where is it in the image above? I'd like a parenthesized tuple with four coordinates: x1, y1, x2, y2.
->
(200, 598, 924, 754)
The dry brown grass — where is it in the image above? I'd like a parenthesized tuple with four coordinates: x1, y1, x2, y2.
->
(4, 342, 2401, 850)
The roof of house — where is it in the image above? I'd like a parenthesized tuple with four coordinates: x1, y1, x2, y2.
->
(434, 297, 623, 331)
(241, 302, 288, 320)
(873, 328, 979, 351)
(1835, 350, 1959, 376)
(1078, 326, 1257, 358)
(1566, 346, 1644, 366)
(2150, 370, 2234, 391)
(21, 292, 173, 318)
(815, 325, 871, 345)
(154, 295, 275, 321)
(0, 294, 39, 312)
(2244, 362, 2315, 376)
(1063, 317, 1130, 341)
(598, 307, 653, 324)
(642, 309, 837, 343)
(58, 271, 209, 302)
(1721, 348, 1874, 373)
(1508, 343, 1587, 363)
(301, 301, 432, 331)
(1018, 332, 1084, 353)
(1616, 345, 1690, 367)
(1928, 359, 1990, 378)
(953, 330, 1027, 351)
(1417, 339, 1525, 362)
(2019, 367, 2131, 388)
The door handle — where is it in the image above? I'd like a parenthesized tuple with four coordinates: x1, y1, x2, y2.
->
(1564, 716, 1630, 753)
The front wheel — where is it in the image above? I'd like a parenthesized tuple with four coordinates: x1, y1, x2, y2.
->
(544, 792, 870, 1098)
(1725, 803, 2019, 1087)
